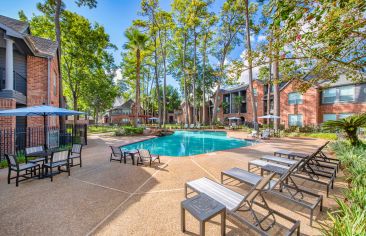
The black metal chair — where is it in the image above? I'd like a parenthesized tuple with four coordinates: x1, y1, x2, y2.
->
(137, 149, 160, 167)
(43, 150, 70, 182)
(68, 144, 83, 167)
(5, 154, 41, 187)
(25, 146, 46, 165)
(110, 146, 124, 163)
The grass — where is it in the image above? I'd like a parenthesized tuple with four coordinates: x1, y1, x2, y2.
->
(283, 132, 337, 140)
(88, 125, 118, 133)
(322, 141, 366, 235)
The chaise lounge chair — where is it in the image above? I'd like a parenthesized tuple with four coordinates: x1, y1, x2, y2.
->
(185, 173, 300, 235)
(274, 141, 340, 171)
(248, 150, 335, 197)
(221, 161, 323, 225)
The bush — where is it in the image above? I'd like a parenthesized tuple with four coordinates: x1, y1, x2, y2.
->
(323, 141, 366, 235)
(114, 126, 143, 136)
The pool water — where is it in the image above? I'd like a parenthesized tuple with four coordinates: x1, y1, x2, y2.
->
(121, 131, 255, 157)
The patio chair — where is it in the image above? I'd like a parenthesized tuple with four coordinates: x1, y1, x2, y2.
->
(43, 150, 70, 182)
(184, 124, 189, 129)
(68, 144, 83, 167)
(261, 130, 270, 140)
(221, 161, 323, 225)
(137, 149, 160, 167)
(196, 123, 201, 129)
(5, 154, 41, 187)
(185, 173, 300, 235)
(190, 124, 195, 129)
(250, 130, 258, 139)
(110, 146, 124, 163)
(25, 145, 46, 164)
(248, 150, 335, 197)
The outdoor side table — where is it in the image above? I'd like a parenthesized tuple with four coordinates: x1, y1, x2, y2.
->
(125, 149, 138, 165)
(181, 193, 226, 236)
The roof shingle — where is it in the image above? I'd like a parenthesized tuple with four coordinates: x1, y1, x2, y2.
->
(0, 15, 29, 33)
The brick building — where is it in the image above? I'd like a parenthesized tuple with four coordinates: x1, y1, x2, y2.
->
(0, 15, 60, 129)
(106, 99, 152, 125)
(214, 77, 366, 128)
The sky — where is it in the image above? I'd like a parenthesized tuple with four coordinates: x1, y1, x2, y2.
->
(0, 0, 263, 89)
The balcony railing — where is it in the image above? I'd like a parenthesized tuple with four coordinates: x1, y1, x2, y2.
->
(0, 67, 27, 95)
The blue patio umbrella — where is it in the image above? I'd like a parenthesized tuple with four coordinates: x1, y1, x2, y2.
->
(0, 105, 84, 148)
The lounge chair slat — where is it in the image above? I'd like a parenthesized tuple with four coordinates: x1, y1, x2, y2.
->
(261, 155, 298, 166)
(187, 177, 244, 211)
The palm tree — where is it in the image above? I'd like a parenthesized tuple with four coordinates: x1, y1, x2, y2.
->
(323, 113, 366, 146)
(124, 28, 149, 126)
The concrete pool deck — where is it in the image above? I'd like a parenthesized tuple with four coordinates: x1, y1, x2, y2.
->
(0, 131, 346, 235)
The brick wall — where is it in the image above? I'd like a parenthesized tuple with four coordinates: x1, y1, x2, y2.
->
(280, 82, 319, 128)
(26, 55, 60, 128)
(320, 103, 366, 122)
(0, 98, 16, 154)
(0, 98, 16, 129)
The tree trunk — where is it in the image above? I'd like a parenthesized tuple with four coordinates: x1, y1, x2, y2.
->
(273, 52, 280, 131)
(193, 30, 197, 125)
(73, 93, 78, 123)
(162, 51, 167, 127)
(55, 0, 65, 128)
(245, 0, 258, 131)
(202, 33, 207, 125)
(212, 81, 221, 124)
(267, 61, 272, 126)
(135, 49, 141, 127)
(154, 37, 161, 127)
(183, 33, 189, 125)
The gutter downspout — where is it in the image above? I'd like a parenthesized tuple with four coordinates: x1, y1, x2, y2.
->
(47, 57, 51, 131)
(47, 57, 51, 105)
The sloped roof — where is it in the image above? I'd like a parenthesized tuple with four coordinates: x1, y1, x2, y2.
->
(0, 15, 58, 57)
(26, 35, 58, 57)
(0, 15, 29, 33)
(221, 84, 248, 94)
(111, 99, 134, 110)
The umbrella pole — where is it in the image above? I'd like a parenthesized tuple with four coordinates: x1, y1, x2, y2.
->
(44, 114, 47, 150)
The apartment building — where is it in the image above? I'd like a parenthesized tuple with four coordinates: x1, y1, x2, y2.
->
(215, 77, 366, 127)
(0, 15, 60, 130)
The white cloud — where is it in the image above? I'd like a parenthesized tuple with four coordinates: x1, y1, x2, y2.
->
(257, 35, 266, 42)
(113, 68, 122, 83)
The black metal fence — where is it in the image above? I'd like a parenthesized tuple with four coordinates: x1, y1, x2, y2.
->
(0, 124, 87, 160)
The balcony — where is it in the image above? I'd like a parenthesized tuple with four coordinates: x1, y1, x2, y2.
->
(0, 67, 27, 104)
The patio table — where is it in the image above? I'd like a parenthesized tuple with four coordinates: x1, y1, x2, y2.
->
(124, 149, 139, 165)
(181, 193, 226, 236)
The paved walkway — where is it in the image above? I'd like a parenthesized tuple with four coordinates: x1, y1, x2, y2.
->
(0, 132, 346, 235)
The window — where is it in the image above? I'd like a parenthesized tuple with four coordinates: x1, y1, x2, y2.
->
(253, 88, 257, 96)
(288, 114, 303, 127)
(288, 92, 303, 105)
(323, 114, 337, 122)
(322, 88, 337, 104)
(339, 86, 354, 102)
(53, 71, 57, 96)
(339, 113, 353, 119)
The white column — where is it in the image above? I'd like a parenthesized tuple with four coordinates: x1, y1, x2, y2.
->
(5, 38, 14, 90)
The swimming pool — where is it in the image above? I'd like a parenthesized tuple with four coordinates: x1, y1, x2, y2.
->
(121, 131, 255, 157)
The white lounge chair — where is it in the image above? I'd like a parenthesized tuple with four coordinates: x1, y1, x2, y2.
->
(185, 174, 300, 235)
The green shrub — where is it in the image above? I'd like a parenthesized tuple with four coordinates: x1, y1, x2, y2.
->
(323, 142, 366, 235)
(114, 126, 143, 136)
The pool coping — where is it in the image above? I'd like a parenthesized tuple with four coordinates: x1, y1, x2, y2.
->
(118, 130, 261, 158)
